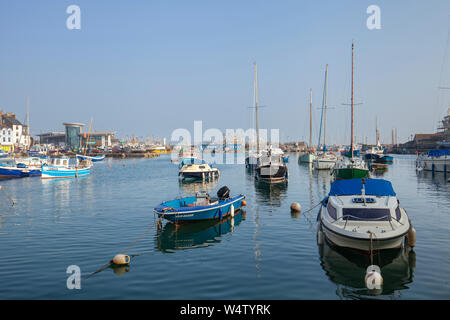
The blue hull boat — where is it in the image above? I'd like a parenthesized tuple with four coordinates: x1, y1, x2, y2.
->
(0, 166, 41, 178)
(76, 154, 105, 162)
(154, 188, 246, 224)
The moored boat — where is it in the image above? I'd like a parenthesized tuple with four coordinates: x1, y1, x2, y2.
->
(41, 157, 92, 179)
(178, 158, 220, 182)
(0, 162, 41, 179)
(255, 147, 288, 183)
(313, 152, 338, 170)
(416, 149, 450, 173)
(76, 154, 105, 162)
(154, 186, 246, 224)
(318, 178, 411, 251)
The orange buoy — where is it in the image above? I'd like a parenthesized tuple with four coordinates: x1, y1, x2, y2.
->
(108, 164, 111, 168)
(241, 200, 247, 206)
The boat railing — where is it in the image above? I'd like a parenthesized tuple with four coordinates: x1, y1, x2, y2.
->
(332, 214, 396, 230)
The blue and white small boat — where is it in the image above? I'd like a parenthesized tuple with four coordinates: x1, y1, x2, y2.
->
(154, 187, 246, 224)
(76, 154, 105, 162)
(0, 162, 41, 179)
(41, 157, 92, 179)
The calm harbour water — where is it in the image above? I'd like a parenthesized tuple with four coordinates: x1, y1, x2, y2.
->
(0, 154, 449, 300)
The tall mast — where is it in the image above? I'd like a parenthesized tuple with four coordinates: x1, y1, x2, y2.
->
(351, 42, 355, 160)
(254, 62, 260, 154)
(26, 96, 30, 136)
(323, 64, 328, 148)
(309, 88, 313, 150)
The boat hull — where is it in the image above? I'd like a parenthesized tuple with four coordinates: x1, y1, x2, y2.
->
(299, 153, 316, 163)
(41, 167, 91, 179)
(155, 195, 245, 224)
(255, 164, 288, 183)
(321, 223, 406, 251)
(0, 167, 41, 178)
(313, 159, 336, 170)
(333, 167, 369, 180)
(416, 157, 450, 173)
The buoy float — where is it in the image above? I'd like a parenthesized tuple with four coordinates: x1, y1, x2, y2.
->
(112, 254, 130, 265)
(406, 220, 416, 247)
(230, 204, 235, 217)
(365, 265, 383, 294)
(290, 202, 301, 213)
(108, 164, 111, 168)
(241, 200, 247, 207)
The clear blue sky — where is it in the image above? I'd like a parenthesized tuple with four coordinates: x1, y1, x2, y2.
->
(1, 0, 450, 145)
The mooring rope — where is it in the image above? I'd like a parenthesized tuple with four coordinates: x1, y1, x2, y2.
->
(86, 211, 169, 279)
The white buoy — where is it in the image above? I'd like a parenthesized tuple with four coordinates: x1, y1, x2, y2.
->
(230, 204, 235, 217)
(317, 223, 323, 245)
(365, 265, 383, 294)
(290, 202, 301, 213)
(112, 254, 130, 265)
(407, 223, 416, 247)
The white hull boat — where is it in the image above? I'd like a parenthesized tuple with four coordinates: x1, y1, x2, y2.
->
(313, 152, 337, 170)
(318, 178, 411, 251)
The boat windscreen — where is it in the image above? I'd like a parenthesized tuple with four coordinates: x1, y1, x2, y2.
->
(342, 208, 391, 221)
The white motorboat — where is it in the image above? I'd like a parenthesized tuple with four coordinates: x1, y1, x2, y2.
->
(416, 149, 450, 173)
(318, 178, 412, 251)
(179, 159, 220, 182)
(313, 152, 338, 170)
(255, 146, 288, 183)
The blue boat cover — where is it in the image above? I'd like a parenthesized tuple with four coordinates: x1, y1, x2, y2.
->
(329, 179, 396, 197)
(427, 149, 450, 157)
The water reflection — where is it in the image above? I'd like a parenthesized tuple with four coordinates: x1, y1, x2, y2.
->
(254, 181, 288, 207)
(178, 180, 219, 195)
(319, 239, 415, 299)
(416, 170, 449, 188)
(155, 211, 245, 253)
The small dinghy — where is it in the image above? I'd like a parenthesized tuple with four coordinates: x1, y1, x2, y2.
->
(318, 178, 411, 251)
(154, 186, 246, 224)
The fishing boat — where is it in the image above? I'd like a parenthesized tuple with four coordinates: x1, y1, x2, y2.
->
(0, 150, 10, 158)
(416, 149, 450, 173)
(154, 186, 246, 224)
(313, 152, 338, 170)
(41, 156, 92, 179)
(332, 43, 369, 180)
(255, 146, 288, 183)
(299, 89, 316, 164)
(318, 178, 412, 251)
(178, 158, 220, 182)
(76, 154, 105, 162)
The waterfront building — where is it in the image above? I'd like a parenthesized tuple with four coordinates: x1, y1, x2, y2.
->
(63, 122, 85, 150)
(36, 132, 66, 146)
(79, 131, 115, 149)
(0, 111, 31, 150)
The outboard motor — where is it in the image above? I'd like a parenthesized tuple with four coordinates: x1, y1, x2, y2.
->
(217, 186, 230, 200)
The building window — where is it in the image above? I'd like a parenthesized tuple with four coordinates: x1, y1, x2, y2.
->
(2, 138, 4, 142)
(8, 137, 10, 142)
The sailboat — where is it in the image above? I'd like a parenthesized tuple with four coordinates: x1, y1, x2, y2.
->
(245, 62, 261, 169)
(333, 43, 369, 180)
(246, 63, 288, 183)
(313, 65, 338, 170)
(299, 89, 317, 163)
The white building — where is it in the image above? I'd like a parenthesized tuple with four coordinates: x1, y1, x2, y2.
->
(0, 111, 31, 150)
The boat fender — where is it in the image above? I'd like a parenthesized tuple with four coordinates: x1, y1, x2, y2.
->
(317, 223, 323, 245)
(112, 254, 130, 265)
(241, 200, 247, 207)
(230, 204, 234, 217)
(218, 208, 223, 220)
(406, 220, 416, 247)
(290, 202, 301, 213)
(365, 265, 383, 294)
